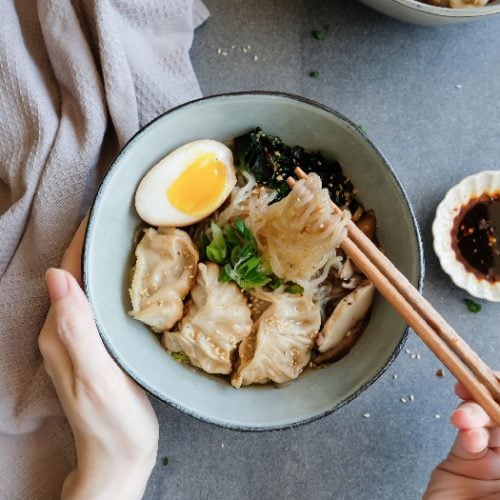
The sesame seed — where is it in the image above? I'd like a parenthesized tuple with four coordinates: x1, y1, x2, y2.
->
(400, 397, 407, 404)
(405, 348, 411, 354)
(217, 48, 222, 55)
(393, 374, 398, 380)
(363, 413, 370, 419)
(456, 84, 463, 89)
(434, 414, 441, 419)
(253, 55, 259, 61)
(409, 395, 415, 402)
(411, 354, 416, 359)
(221, 443, 225, 448)
(416, 354, 421, 360)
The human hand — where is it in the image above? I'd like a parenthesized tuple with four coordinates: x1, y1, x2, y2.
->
(39, 218, 159, 500)
(424, 380, 500, 499)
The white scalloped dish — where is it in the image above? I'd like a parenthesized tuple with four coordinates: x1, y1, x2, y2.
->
(433, 171, 500, 302)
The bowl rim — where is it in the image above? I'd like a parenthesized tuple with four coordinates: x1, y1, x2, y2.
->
(82, 91, 424, 431)
(382, 0, 500, 17)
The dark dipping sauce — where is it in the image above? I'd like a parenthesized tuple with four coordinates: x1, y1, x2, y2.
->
(451, 192, 500, 283)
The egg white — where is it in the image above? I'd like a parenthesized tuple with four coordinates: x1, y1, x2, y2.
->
(135, 140, 236, 227)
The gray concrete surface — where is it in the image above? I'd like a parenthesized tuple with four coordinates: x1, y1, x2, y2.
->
(144, 1, 500, 498)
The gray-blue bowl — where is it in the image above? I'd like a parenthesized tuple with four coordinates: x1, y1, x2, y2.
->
(83, 92, 423, 431)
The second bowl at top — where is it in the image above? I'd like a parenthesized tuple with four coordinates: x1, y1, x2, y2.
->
(360, 0, 500, 25)
(83, 92, 423, 430)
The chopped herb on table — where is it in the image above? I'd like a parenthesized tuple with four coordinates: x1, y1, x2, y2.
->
(464, 298, 481, 313)
(162, 456, 169, 466)
(309, 70, 320, 78)
(233, 127, 362, 215)
(312, 30, 324, 40)
(202, 218, 303, 294)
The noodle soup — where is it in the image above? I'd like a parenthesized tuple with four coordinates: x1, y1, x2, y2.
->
(128, 128, 377, 388)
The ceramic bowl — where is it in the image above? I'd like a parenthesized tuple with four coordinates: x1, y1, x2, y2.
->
(359, 0, 500, 25)
(433, 170, 500, 301)
(83, 92, 423, 430)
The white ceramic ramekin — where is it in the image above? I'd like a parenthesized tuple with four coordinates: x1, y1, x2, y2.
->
(432, 170, 500, 301)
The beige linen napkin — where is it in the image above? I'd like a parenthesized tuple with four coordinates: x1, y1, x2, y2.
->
(0, 1, 209, 498)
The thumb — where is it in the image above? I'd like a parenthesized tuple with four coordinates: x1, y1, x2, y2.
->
(46, 268, 113, 378)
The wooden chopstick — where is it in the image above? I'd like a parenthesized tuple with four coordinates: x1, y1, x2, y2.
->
(294, 167, 500, 401)
(287, 168, 500, 425)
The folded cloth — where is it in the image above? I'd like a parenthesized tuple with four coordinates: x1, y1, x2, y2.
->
(0, 1, 209, 498)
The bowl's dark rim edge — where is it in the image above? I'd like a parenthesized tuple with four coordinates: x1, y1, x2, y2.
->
(82, 90, 425, 433)
(384, 0, 500, 18)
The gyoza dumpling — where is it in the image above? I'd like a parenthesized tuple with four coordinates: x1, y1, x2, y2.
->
(231, 292, 321, 387)
(129, 227, 198, 332)
(162, 263, 253, 374)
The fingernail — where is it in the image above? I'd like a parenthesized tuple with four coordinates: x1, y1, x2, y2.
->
(466, 428, 488, 453)
(466, 428, 483, 439)
(46, 268, 69, 302)
(458, 405, 473, 415)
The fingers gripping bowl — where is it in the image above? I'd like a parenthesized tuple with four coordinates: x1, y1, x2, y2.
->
(83, 93, 423, 430)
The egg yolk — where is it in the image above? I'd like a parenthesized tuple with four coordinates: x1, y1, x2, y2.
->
(167, 153, 227, 216)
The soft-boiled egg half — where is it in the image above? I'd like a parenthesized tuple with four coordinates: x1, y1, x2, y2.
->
(135, 140, 236, 227)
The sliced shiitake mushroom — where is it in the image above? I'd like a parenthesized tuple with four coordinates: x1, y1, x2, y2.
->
(339, 258, 354, 281)
(355, 210, 376, 241)
(314, 316, 369, 365)
(341, 273, 363, 290)
(316, 280, 375, 354)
